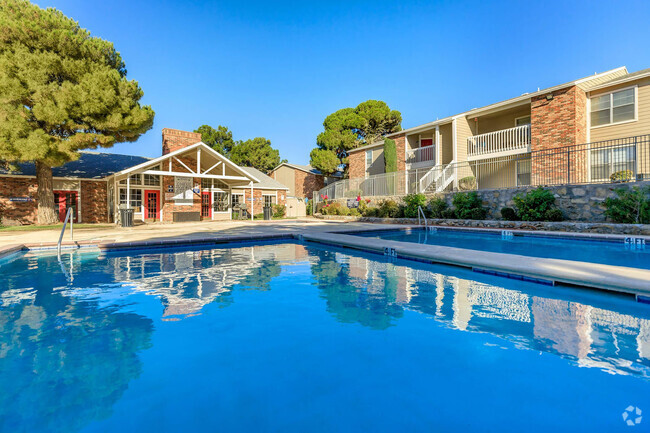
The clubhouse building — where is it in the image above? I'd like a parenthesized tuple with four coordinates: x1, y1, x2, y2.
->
(0, 129, 289, 225)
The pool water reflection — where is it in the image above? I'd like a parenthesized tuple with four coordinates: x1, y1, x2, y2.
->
(1, 242, 649, 432)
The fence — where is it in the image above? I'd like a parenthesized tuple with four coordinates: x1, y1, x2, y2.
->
(313, 134, 650, 209)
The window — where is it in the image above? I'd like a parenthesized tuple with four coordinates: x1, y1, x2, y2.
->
(231, 193, 243, 207)
(515, 115, 531, 126)
(365, 150, 372, 177)
(263, 195, 276, 207)
(516, 159, 531, 186)
(143, 174, 160, 186)
(213, 192, 229, 212)
(590, 88, 636, 127)
(202, 178, 212, 189)
(119, 188, 143, 209)
(119, 174, 142, 185)
(590, 145, 636, 181)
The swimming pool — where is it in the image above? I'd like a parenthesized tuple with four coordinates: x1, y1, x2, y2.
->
(355, 228, 650, 269)
(1, 241, 649, 432)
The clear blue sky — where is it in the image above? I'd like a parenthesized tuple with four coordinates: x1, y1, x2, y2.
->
(42, 0, 650, 164)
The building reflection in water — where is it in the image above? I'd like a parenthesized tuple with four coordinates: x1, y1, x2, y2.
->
(4, 242, 650, 380)
(309, 247, 650, 378)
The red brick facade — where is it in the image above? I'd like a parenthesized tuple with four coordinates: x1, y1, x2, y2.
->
(348, 151, 365, 179)
(531, 85, 588, 184)
(391, 133, 407, 172)
(294, 170, 324, 199)
(0, 176, 38, 225)
(80, 180, 108, 223)
(162, 128, 202, 155)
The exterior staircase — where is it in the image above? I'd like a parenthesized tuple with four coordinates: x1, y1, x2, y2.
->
(418, 160, 456, 193)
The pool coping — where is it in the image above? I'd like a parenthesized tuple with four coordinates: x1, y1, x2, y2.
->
(300, 231, 650, 297)
(3, 224, 649, 298)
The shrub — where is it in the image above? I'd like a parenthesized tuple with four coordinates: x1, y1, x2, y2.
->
(377, 199, 401, 218)
(458, 176, 477, 191)
(442, 208, 457, 219)
(306, 201, 313, 215)
(272, 204, 286, 218)
(363, 206, 379, 217)
(604, 186, 650, 224)
(544, 208, 564, 222)
(428, 198, 448, 218)
(452, 192, 487, 220)
(383, 139, 397, 173)
(500, 207, 518, 221)
(344, 189, 362, 198)
(402, 193, 427, 218)
(513, 187, 560, 222)
(610, 170, 634, 182)
(349, 208, 361, 217)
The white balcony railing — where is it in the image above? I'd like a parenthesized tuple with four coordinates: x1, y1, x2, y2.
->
(406, 145, 436, 166)
(467, 124, 531, 159)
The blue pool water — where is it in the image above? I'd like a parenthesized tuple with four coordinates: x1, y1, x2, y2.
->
(1, 241, 650, 432)
(356, 228, 650, 269)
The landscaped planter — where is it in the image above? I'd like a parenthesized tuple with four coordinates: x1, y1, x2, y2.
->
(313, 214, 650, 235)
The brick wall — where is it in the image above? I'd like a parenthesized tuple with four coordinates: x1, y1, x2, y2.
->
(162, 128, 202, 155)
(80, 180, 108, 223)
(392, 133, 407, 172)
(0, 177, 38, 225)
(531, 86, 588, 185)
(348, 151, 365, 179)
(294, 170, 324, 199)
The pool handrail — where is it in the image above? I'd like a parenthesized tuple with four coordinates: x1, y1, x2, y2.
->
(417, 205, 427, 228)
(57, 206, 74, 256)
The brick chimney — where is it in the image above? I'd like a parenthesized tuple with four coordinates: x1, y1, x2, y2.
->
(162, 128, 202, 155)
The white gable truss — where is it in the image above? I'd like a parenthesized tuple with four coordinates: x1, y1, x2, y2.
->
(111, 142, 260, 184)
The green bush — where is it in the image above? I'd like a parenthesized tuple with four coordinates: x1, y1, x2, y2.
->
(428, 198, 448, 218)
(513, 187, 561, 222)
(500, 207, 518, 221)
(442, 208, 457, 219)
(344, 189, 363, 198)
(377, 199, 401, 218)
(452, 192, 487, 220)
(402, 193, 427, 218)
(604, 186, 650, 224)
(610, 170, 634, 182)
(383, 139, 397, 173)
(362, 206, 378, 217)
(306, 201, 313, 215)
(349, 208, 361, 217)
(272, 204, 286, 218)
(458, 176, 477, 191)
(544, 208, 564, 222)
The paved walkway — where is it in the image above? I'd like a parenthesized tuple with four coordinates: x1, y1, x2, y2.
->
(0, 218, 390, 249)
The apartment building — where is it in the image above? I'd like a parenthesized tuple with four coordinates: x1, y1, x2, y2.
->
(347, 66, 650, 194)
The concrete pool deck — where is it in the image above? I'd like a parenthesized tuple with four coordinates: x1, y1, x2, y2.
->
(1, 219, 649, 297)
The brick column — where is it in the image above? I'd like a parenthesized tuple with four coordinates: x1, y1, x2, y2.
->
(530, 86, 588, 185)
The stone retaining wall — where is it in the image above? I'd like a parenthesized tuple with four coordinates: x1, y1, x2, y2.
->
(314, 214, 650, 236)
(325, 180, 650, 223)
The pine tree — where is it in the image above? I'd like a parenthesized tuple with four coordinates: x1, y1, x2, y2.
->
(0, 0, 154, 223)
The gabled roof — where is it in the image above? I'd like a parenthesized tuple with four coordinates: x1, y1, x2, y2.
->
(348, 140, 385, 154)
(113, 141, 259, 183)
(389, 66, 629, 136)
(0, 152, 151, 179)
(587, 67, 650, 91)
(239, 166, 289, 190)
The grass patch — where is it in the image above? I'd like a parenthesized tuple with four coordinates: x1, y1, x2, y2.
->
(0, 223, 114, 232)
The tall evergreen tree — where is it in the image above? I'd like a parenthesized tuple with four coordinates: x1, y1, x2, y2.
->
(229, 137, 285, 174)
(0, 0, 154, 223)
(194, 124, 235, 155)
(310, 100, 401, 176)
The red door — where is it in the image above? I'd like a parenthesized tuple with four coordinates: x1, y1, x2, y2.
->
(201, 192, 212, 219)
(53, 191, 78, 223)
(144, 190, 160, 221)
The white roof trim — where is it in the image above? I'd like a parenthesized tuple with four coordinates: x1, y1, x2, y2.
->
(587, 70, 650, 92)
(111, 142, 260, 183)
(389, 66, 629, 136)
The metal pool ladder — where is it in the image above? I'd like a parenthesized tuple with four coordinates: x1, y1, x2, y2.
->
(417, 205, 428, 228)
(57, 207, 74, 256)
